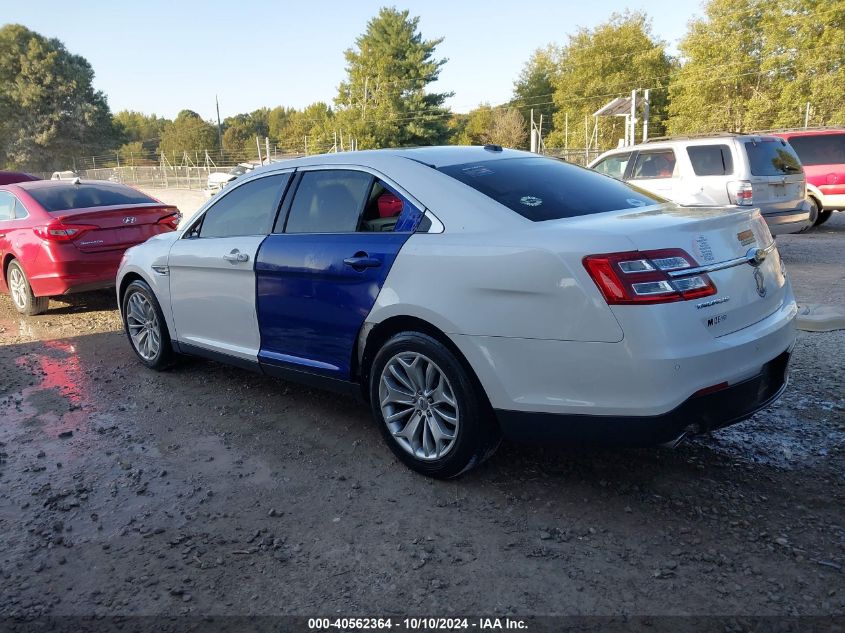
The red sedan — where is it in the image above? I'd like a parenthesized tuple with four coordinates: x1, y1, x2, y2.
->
(0, 180, 180, 315)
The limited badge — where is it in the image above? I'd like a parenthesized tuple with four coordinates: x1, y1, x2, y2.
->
(737, 229, 755, 246)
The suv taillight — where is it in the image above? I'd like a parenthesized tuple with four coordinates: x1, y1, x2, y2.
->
(728, 180, 753, 206)
(583, 248, 717, 305)
(33, 221, 98, 242)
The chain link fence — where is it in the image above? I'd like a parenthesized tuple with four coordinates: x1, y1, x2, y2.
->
(544, 148, 603, 166)
(78, 165, 230, 190)
(36, 147, 604, 189)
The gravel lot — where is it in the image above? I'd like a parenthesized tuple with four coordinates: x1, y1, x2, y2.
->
(0, 213, 842, 620)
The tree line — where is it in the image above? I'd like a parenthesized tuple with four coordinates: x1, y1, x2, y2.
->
(1, 0, 843, 171)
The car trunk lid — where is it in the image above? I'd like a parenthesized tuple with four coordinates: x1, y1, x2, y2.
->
(579, 204, 787, 337)
(52, 203, 179, 253)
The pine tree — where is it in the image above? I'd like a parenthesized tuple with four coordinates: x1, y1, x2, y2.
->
(335, 7, 452, 148)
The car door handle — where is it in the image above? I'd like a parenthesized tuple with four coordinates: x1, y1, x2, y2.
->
(223, 249, 249, 263)
(343, 253, 381, 270)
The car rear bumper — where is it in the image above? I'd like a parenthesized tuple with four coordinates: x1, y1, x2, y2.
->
(451, 290, 796, 420)
(495, 350, 790, 446)
(28, 249, 123, 296)
(761, 200, 812, 235)
(819, 193, 845, 210)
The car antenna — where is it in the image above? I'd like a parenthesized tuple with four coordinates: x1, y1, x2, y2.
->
(483, 144, 503, 152)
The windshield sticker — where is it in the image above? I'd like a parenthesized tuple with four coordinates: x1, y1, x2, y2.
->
(693, 235, 715, 263)
(519, 195, 543, 207)
(460, 165, 494, 178)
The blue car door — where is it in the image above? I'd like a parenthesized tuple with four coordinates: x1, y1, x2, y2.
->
(255, 168, 423, 381)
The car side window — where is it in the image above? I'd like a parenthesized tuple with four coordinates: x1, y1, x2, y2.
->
(358, 180, 422, 232)
(593, 153, 631, 180)
(0, 193, 14, 221)
(284, 170, 373, 234)
(195, 173, 290, 239)
(687, 145, 734, 176)
(13, 199, 29, 219)
(632, 150, 677, 179)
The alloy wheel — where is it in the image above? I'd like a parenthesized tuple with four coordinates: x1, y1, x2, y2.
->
(9, 267, 27, 310)
(379, 351, 460, 460)
(126, 291, 161, 361)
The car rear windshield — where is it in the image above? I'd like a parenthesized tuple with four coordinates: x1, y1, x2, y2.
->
(438, 157, 663, 221)
(786, 134, 845, 166)
(743, 140, 802, 176)
(26, 183, 158, 213)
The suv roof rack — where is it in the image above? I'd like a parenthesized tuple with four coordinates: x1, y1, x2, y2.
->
(644, 132, 742, 143)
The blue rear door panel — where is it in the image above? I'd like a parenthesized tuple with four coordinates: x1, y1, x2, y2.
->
(255, 232, 411, 379)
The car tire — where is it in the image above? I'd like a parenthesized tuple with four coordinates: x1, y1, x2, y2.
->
(122, 279, 174, 370)
(6, 260, 49, 316)
(369, 331, 500, 478)
(815, 209, 833, 226)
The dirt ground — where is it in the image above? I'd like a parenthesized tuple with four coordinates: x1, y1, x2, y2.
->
(0, 214, 843, 621)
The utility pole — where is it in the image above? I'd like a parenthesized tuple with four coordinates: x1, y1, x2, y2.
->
(362, 77, 369, 118)
(215, 95, 223, 154)
(305, 135, 308, 155)
(804, 102, 811, 128)
(255, 136, 263, 164)
(642, 89, 650, 143)
(564, 113, 568, 152)
(538, 114, 543, 154)
(265, 137, 270, 164)
(530, 110, 536, 153)
(629, 89, 638, 147)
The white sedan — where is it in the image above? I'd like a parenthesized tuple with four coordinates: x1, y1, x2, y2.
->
(117, 146, 797, 478)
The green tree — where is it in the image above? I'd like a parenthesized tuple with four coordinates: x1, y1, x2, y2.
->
(276, 102, 335, 154)
(222, 108, 270, 161)
(456, 105, 528, 148)
(113, 110, 169, 153)
(668, 0, 845, 133)
(116, 141, 151, 165)
(268, 106, 295, 146)
(511, 46, 560, 136)
(158, 110, 218, 159)
(490, 108, 528, 148)
(0, 24, 118, 170)
(546, 12, 673, 149)
(335, 7, 452, 148)
(456, 105, 495, 145)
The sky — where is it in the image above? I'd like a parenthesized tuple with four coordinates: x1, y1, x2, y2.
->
(4, 0, 705, 121)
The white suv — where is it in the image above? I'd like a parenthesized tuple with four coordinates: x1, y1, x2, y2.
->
(589, 134, 812, 235)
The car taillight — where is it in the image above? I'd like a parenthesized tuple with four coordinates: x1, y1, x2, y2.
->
(728, 180, 753, 206)
(157, 212, 182, 230)
(583, 248, 717, 305)
(32, 221, 98, 242)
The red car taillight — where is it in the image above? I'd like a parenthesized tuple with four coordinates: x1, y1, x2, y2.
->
(33, 221, 99, 242)
(583, 248, 717, 305)
(157, 212, 181, 230)
(727, 180, 753, 206)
